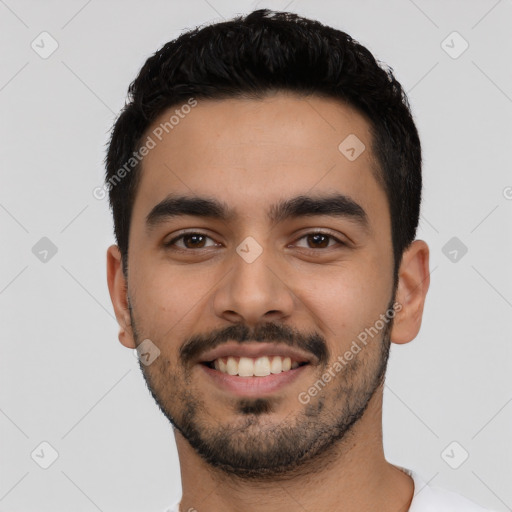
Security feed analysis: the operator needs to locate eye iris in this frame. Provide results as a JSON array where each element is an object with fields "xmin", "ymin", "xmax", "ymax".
[
  {"xmin": 308, "ymin": 233, "xmax": 329, "ymax": 248},
  {"xmin": 183, "ymin": 234, "xmax": 206, "ymax": 248}
]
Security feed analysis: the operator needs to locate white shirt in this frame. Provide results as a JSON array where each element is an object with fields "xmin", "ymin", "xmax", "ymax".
[{"xmin": 164, "ymin": 467, "xmax": 496, "ymax": 511}]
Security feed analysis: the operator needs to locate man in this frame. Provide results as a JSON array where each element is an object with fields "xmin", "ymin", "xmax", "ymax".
[{"xmin": 105, "ymin": 9, "xmax": 494, "ymax": 512}]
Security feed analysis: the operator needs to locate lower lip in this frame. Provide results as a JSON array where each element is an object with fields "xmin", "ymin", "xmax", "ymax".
[{"xmin": 199, "ymin": 363, "xmax": 310, "ymax": 397}]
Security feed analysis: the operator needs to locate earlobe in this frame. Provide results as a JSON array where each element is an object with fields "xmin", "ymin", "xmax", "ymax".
[
  {"xmin": 390, "ymin": 240, "xmax": 430, "ymax": 345},
  {"xmin": 106, "ymin": 245, "xmax": 136, "ymax": 349}
]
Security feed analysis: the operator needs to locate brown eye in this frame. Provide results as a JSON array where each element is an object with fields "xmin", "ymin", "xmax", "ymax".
[
  {"xmin": 165, "ymin": 232, "xmax": 217, "ymax": 250},
  {"xmin": 294, "ymin": 231, "xmax": 345, "ymax": 250},
  {"xmin": 307, "ymin": 233, "xmax": 330, "ymax": 248}
]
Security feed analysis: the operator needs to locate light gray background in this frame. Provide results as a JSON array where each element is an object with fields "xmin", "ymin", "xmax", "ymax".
[{"xmin": 1, "ymin": 0, "xmax": 511, "ymax": 511}]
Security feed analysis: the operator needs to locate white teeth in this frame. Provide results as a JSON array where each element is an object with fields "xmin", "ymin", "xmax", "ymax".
[
  {"xmin": 218, "ymin": 358, "xmax": 227, "ymax": 373},
  {"xmin": 254, "ymin": 357, "xmax": 271, "ymax": 376},
  {"xmin": 226, "ymin": 356, "xmax": 238, "ymax": 375},
  {"xmin": 238, "ymin": 357, "xmax": 254, "ymax": 377},
  {"xmin": 211, "ymin": 355, "xmax": 303, "ymax": 377},
  {"xmin": 270, "ymin": 356, "xmax": 282, "ymax": 374}
]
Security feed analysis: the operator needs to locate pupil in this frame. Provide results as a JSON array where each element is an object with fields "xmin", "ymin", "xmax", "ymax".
[
  {"xmin": 309, "ymin": 234, "xmax": 328, "ymax": 248},
  {"xmin": 186, "ymin": 234, "xmax": 204, "ymax": 248}
]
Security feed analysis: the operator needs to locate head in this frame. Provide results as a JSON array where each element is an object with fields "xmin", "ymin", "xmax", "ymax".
[{"xmin": 105, "ymin": 9, "xmax": 429, "ymax": 479}]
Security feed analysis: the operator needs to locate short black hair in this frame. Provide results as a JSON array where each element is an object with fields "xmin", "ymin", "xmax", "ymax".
[{"xmin": 104, "ymin": 8, "xmax": 422, "ymax": 282}]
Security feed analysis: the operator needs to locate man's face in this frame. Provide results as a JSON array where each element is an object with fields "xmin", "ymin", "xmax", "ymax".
[{"xmin": 124, "ymin": 92, "xmax": 396, "ymax": 478}]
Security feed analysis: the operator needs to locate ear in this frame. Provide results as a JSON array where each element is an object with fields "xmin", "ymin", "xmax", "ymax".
[
  {"xmin": 106, "ymin": 245, "xmax": 136, "ymax": 349},
  {"xmin": 390, "ymin": 239, "xmax": 430, "ymax": 345}
]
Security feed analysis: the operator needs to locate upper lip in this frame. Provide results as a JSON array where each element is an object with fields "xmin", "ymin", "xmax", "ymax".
[{"xmin": 197, "ymin": 342, "xmax": 316, "ymax": 365}]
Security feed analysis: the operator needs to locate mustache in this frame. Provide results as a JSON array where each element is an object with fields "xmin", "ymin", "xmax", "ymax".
[{"xmin": 179, "ymin": 321, "xmax": 329, "ymax": 366}]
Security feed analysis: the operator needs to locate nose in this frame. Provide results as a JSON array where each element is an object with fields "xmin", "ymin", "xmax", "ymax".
[{"xmin": 212, "ymin": 240, "xmax": 295, "ymax": 326}]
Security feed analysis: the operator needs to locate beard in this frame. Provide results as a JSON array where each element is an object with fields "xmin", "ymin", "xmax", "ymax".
[{"xmin": 129, "ymin": 296, "xmax": 395, "ymax": 481}]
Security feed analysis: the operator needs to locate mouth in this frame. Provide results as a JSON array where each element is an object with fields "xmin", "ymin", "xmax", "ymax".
[
  {"xmin": 201, "ymin": 355, "xmax": 309, "ymax": 377},
  {"xmin": 196, "ymin": 343, "xmax": 314, "ymax": 397}
]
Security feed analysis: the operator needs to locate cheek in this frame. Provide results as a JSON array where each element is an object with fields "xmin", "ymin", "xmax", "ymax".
[
  {"xmin": 294, "ymin": 261, "xmax": 392, "ymax": 343},
  {"xmin": 130, "ymin": 257, "xmax": 208, "ymax": 338}
]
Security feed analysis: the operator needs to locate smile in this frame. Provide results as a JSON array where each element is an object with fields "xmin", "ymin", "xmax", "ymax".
[
  {"xmin": 196, "ymin": 342, "xmax": 314, "ymax": 396},
  {"xmin": 203, "ymin": 355, "xmax": 308, "ymax": 377}
]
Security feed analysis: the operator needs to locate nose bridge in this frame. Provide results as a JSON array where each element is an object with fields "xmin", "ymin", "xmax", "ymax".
[
  {"xmin": 232, "ymin": 234, "xmax": 279, "ymax": 301},
  {"xmin": 213, "ymin": 233, "xmax": 294, "ymax": 323}
]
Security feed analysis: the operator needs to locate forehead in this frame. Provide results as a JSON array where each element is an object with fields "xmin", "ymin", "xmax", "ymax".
[{"xmin": 132, "ymin": 92, "xmax": 388, "ymax": 230}]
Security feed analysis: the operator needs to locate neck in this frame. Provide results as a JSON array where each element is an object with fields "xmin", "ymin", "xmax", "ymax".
[{"xmin": 174, "ymin": 390, "xmax": 414, "ymax": 512}]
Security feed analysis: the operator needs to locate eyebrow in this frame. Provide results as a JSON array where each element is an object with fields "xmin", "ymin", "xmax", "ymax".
[{"xmin": 145, "ymin": 192, "xmax": 370, "ymax": 232}]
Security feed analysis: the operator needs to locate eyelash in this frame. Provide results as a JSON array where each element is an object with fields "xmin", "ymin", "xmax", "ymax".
[{"xmin": 164, "ymin": 230, "xmax": 346, "ymax": 252}]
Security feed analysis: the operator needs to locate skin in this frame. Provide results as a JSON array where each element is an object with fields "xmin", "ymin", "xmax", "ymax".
[{"xmin": 107, "ymin": 92, "xmax": 430, "ymax": 512}]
